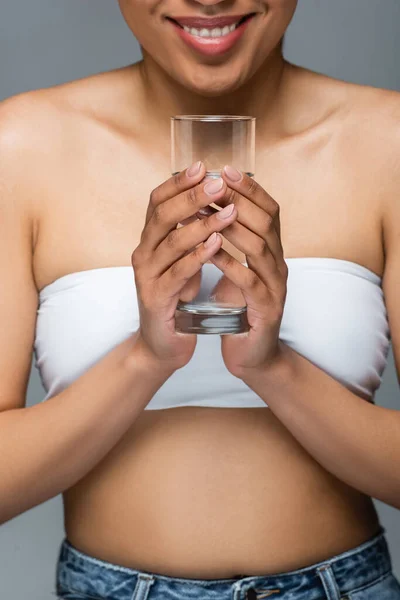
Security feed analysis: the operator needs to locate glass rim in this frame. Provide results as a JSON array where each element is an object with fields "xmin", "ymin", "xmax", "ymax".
[{"xmin": 171, "ymin": 115, "xmax": 255, "ymax": 122}]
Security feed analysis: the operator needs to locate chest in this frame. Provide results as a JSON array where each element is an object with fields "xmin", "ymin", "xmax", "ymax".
[{"xmin": 32, "ymin": 134, "xmax": 383, "ymax": 293}]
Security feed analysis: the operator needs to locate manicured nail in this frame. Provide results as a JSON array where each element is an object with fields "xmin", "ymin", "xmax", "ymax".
[
  {"xmin": 223, "ymin": 165, "xmax": 242, "ymax": 182},
  {"xmin": 204, "ymin": 177, "xmax": 224, "ymax": 195},
  {"xmin": 204, "ymin": 232, "xmax": 218, "ymax": 248},
  {"xmin": 217, "ymin": 203, "xmax": 235, "ymax": 220},
  {"xmin": 187, "ymin": 161, "xmax": 202, "ymax": 177}
]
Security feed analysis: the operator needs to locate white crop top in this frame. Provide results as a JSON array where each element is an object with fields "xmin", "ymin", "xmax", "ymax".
[{"xmin": 34, "ymin": 258, "xmax": 391, "ymax": 408}]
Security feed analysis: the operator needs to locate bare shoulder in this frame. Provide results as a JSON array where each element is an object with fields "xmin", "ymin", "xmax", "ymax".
[
  {"xmin": 353, "ymin": 84, "xmax": 400, "ymax": 273},
  {"xmin": 306, "ymin": 68, "xmax": 400, "ymax": 199},
  {"xmin": 0, "ymin": 65, "xmax": 139, "ymax": 230},
  {"xmin": 0, "ymin": 88, "xmax": 64, "ymax": 246},
  {"xmin": 330, "ymin": 76, "xmax": 400, "ymax": 272},
  {"xmin": 291, "ymin": 66, "xmax": 400, "ymax": 274},
  {"xmin": 0, "ymin": 86, "xmax": 67, "ymax": 169},
  {"xmin": 292, "ymin": 66, "xmax": 400, "ymax": 207},
  {"xmin": 340, "ymin": 78, "xmax": 400, "ymax": 152},
  {"xmin": 298, "ymin": 66, "xmax": 400, "ymax": 145},
  {"xmin": 341, "ymin": 81, "xmax": 400, "ymax": 222},
  {"xmin": 0, "ymin": 64, "xmax": 136, "ymax": 154},
  {"xmin": 0, "ymin": 84, "xmax": 83, "ymax": 247}
]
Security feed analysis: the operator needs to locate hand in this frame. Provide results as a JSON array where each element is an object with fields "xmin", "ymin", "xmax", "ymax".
[
  {"xmin": 131, "ymin": 161, "xmax": 238, "ymax": 372},
  {"xmin": 205, "ymin": 165, "xmax": 288, "ymax": 379}
]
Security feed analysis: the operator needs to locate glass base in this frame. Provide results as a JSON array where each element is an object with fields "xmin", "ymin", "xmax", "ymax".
[{"xmin": 175, "ymin": 302, "xmax": 249, "ymax": 334}]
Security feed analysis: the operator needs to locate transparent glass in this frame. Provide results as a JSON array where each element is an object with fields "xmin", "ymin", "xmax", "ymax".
[{"xmin": 171, "ymin": 115, "xmax": 256, "ymax": 335}]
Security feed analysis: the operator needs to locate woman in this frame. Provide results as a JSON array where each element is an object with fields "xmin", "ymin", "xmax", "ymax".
[{"xmin": 1, "ymin": 0, "xmax": 400, "ymax": 598}]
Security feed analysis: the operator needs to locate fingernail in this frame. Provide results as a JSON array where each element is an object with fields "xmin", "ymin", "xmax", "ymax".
[
  {"xmin": 217, "ymin": 203, "xmax": 235, "ymax": 220},
  {"xmin": 187, "ymin": 161, "xmax": 202, "ymax": 177},
  {"xmin": 204, "ymin": 177, "xmax": 224, "ymax": 196},
  {"xmin": 204, "ymin": 232, "xmax": 218, "ymax": 248},
  {"xmin": 223, "ymin": 165, "xmax": 242, "ymax": 182},
  {"xmin": 197, "ymin": 206, "xmax": 214, "ymax": 216}
]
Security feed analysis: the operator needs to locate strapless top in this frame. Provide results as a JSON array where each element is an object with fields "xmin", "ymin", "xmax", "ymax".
[{"xmin": 34, "ymin": 257, "xmax": 391, "ymax": 408}]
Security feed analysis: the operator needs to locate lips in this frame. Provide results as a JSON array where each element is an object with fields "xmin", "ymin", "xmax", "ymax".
[
  {"xmin": 167, "ymin": 14, "xmax": 255, "ymax": 57},
  {"xmin": 168, "ymin": 13, "xmax": 255, "ymax": 29}
]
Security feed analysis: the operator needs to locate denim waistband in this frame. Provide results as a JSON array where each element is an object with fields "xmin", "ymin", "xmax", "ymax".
[{"xmin": 56, "ymin": 526, "xmax": 392, "ymax": 600}]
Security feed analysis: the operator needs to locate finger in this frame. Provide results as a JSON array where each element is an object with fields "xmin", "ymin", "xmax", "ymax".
[
  {"xmin": 141, "ymin": 176, "xmax": 230, "ymax": 255},
  {"xmin": 195, "ymin": 205, "xmax": 218, "ymax": 218},
  {"xmin": 145, "ymin": 160, "xmax": 206, "ymax": 226},
  {"xmin": 195, "ymin": 201, "xmax": 283, "ymax": 271},
  {"xmin": 212, "ymin": 209, "xmax": 283, "ymax": 271},
  {"xmin": 182, "ymin": 201, "xmax": 221, "ymax": 224},
  {"xmin": 158, "ymin": 232, "xmax": 224, "ymax": 299},
  {"xmin": 225, "ymin": 195, "xmax": 283, "ymax": 263},
  {"xmin": 178, "ymin": 215, "xmax": 200, "ymax": 228},
  {"xmin": 154, "ymin": 202, "xmax": 237, "ymax": 275},
  {"xmin": 220, "ymin": 167, "xmax": 282, "ymax": 243},
  {"xmin": 217, "ymin": 170, "xmax": 285, "ymax": 270},
  {"xmin": 208, "ymin": 247, "xmax": 279, "ymax": 304}
]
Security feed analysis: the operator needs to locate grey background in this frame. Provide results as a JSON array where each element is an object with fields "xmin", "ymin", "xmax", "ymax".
[{"xmin": 0, "ymin": 1, "xmax": 399, "ymax": 599}]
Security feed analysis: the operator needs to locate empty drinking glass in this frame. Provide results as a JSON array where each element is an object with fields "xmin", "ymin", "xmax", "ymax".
[{"xmin": 171, "ymin": 115, "xmax": 256, "ymax": 335}]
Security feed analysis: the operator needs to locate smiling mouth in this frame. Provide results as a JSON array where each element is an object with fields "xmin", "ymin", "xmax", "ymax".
[{"xmin": 166, "ymin": 13, "xmax": 256, "ymax": 37}]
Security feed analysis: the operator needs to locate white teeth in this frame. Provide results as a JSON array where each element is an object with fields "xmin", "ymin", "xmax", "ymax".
[
  {"xmin": 183, "ymin": 22, "xmax": 238, "ymax": 37},
  {"xmin": 209, "ymin": 27, "xmax": 222, "ymax": 37},
  {"xmin": 201, "ymin": 27, "xmax": 219, "ymax": 37}
]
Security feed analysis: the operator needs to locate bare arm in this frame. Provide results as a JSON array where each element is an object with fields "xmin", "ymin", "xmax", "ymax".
[
  {"xmin": 241, "ymin": 342, "xmax": 400, "ymax": 510},
  {"xmin": 0, "ymin": 89, "xmax": 240, "ymax": 524},
  {"xmin": 240, "ymin": 123, "xmax": 400, "ymax": 510},
  {"xmin": 0, "ymin": 93, "xmax": 174, "ymax": 524},
  {"xmin": 0, "ymin": 334, "xmax": 173, "ymax": 524}
]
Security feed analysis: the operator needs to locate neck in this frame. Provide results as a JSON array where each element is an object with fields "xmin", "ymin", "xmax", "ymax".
[{"xmin": 135, "ymin": 42, "xmax": 289, "ymax": 139}]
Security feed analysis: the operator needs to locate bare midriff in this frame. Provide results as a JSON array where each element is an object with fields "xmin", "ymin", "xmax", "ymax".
[{"xmin": 63, "ymin": 406, "xmax": 381, "ymax": 578}]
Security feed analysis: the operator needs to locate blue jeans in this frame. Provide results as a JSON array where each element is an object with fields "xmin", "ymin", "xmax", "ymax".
[{"xmin": 56, "ymin": 527, "xmax": 400, "ymax": 600}]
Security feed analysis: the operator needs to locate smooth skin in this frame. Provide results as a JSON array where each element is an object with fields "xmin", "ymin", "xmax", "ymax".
[{"xmin": 1, "ymin": 0, "xmax": 400, "ymax": 580}]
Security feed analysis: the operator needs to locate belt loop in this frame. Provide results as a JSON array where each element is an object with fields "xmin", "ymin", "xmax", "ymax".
[
  {"xmin": 316, "ymin": 564, "xmax": 341, "ymax": 600},
  {"xmin": 130, "ymin": 573, "xmax": 156, "ymax": 600},
  {"xmin": 232, "ymin": 580, "xmax": 242, "ymax": 600}
]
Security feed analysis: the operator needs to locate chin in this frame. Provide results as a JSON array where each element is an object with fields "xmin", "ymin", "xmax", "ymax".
[{"xmin": 175, "ymin": 65, "xmax": 253, "ymax": 98}]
